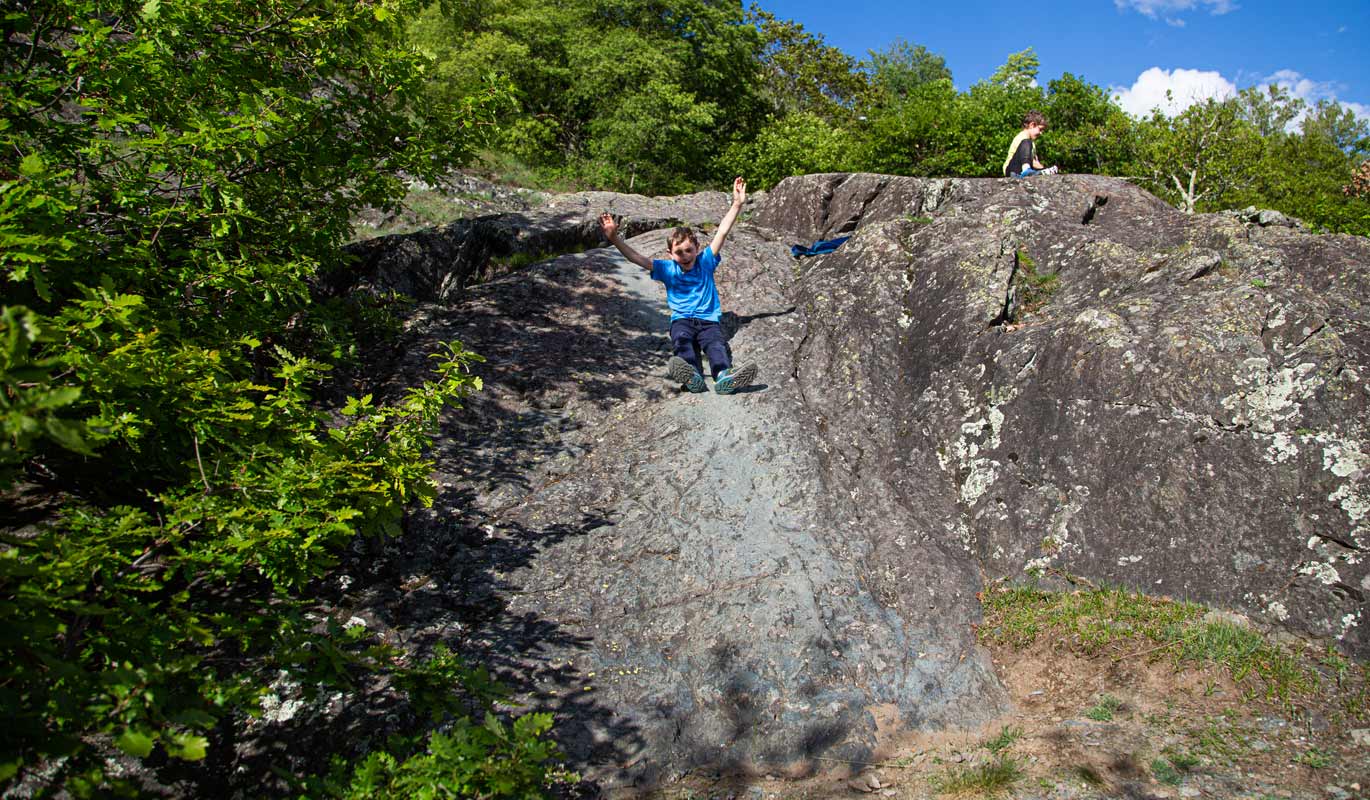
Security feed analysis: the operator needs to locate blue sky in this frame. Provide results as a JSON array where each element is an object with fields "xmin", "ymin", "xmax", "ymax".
[{"xmin": 762, "ymin": 0, "xmax": 1369, "ymax": 119}]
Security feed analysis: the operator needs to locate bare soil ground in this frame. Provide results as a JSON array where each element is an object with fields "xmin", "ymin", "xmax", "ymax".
[{"xmin": 639, "ymin": 636, "xmax": 1369, "ymax": 800}]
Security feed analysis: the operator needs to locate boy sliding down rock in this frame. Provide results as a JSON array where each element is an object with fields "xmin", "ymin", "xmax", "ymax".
[{"xmin": 599, "ymin": 177, "xmax": 758, "ymax": 395}]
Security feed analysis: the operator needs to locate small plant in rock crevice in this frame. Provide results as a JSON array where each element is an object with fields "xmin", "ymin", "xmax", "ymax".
[{"xmin": 1010, "ymin": 248, "xmax": 1060, "ymax": 319}]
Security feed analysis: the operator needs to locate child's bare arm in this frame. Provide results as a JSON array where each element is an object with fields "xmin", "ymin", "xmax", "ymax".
[
  {"xmin": 708, "ymin": 177, "xmax": 746, "ymax": 256},
  {"xmin": 599, "ymin": 212, "xmax": 653, "ymax": 270}
]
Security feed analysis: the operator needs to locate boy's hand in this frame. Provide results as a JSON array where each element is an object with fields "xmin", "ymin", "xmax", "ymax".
[
  {"xmin": 599, "ymin": 212, "xmax": 619, "ymax": 239},
  {"xmin": 731, "ymin": 176, "xmax": 746, "ymax": 208}
]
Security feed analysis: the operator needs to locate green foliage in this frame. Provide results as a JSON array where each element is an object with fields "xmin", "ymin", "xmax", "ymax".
[
  {"xmin": 412, "ymin": 0, "xmax": 764, "ymax": 193},
  {"xmin": 401, "ymin": 9, "xmax": 1370, "ymax": 235},
  {"xmin": 317, "ymin": 713, "xmax": 562, "ymax": 799},
  {"xmin": 1084, "ymin": 694, "xmax": 1124, "ymax": 721},
  {"xmin": 722, "ymin": 112, "xmax": 860, "ymax": 190},
  {"xmin": 749, "ymin": 8, "xmax": 866, "ymax": 122},
  {"xmin": 0, "ymin": 306, "xmax": 97, "ymax": 483},
  {"xmin": 983, "ymin": 726, "xmax": 1023, "ymax": 755},
  {"xmin": 1293, "ymin": 746, "xmax": 1332, "ymax": 769},
  {"xmin": 1149, "ymin": 750, "xmax": 1198, "ymax": 786},
  {"xmin": 930, "ymin": 755, "xmax": 1023, "ymax": 796},
  {"xmin": 1, "ymin": 1, "xmax": 562, "ymax": 795},
  {"xmin": 1135, "ymin": 96, "xmax": 1264, "ymax": 213},
  {"xmin": 858, "ymin": 78, "xmax": 961, "ymax": 176},
  {"xmin": 1012, "ymin": 249, "xmax": 1059, "ymax": 317},
  {"xmin": 1045, "ymin": 74, "xmax": 1139, "ymax": 175},
  {"xmin": 861, "ymin": 38, "xmax": 951, "ymax": 102},
  {"xmin": 978, "ymin": 580, "xmax": 1334, "ymax": 708}
]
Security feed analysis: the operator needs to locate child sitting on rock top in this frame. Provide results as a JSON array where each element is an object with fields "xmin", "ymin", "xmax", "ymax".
[
  {"xmin": 1003, "ymin": 109, "xmax": 1059, "ymax": 178},
  {"xmin": 599, "ymin": 177, "xmax": 758, "ymax": 395}
]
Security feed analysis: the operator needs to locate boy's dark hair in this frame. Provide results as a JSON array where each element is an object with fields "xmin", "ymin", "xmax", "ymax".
[
  {"xmin": 667, "ymin": 227, "xmax": 699, "ymax": 251},
  {"xmin": 1023, "ymin": 110, "xmax": 1048, "ymax": 129}
]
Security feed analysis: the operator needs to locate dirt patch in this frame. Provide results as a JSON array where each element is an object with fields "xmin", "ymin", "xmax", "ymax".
[{"xmin": 635, "ymin": 637, "xmax": 1369, "ymax": 800}]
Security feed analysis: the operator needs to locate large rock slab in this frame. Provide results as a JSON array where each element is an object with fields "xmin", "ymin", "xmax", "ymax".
[
  {"xmin": 348, "ymin": 172, "xmax": 1367, "ymax": 794},
  {"xmin": 333, "ymin": 190, "xmax": 736, "ymax": 302},
  {"xmin": 766, "ymin": 172, "xmax": 1369, "ymax": 656},
  {"xmin": 372, "ymin": 219, "xmax": 1005, "ymax": 789}
]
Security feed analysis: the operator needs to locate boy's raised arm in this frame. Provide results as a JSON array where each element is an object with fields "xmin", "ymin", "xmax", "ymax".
[
  {"xmin": 599, "ymin": 212, "xmax": 653, "ymax": 270},
  {"xmin": 708, "ymin": 177, "xmax": 746, "ymax": 257}
]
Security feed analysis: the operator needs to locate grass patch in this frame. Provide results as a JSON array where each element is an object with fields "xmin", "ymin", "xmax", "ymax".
[
  {"xmin": 1190, "ymin": 710, "xmax": 1254, "ymax": 764},
  {"xmin": 977, "ymin": 578, "xmax": 1340, "ymax": 708},
  {"xmin": 1150, "ymin": 757, "xmax": 1183, "ymax": 786},
  {"xmin": 488, "ymin": 243, "xmax": 586, "ymax": 272},
  {"xmin": 1293, "ymin": 747, "xmax": 1332, "ymax": 769},
  {"xmin": 983, "ymin": 726, "xmax": 1023, "ymax": 755},
  {"xmin": 1151, "ymin": 748, "xmax": 1199, "ymax": 785},
  {"xmin": 1085, "ymin": 694, "xmax": 1124, "ymax": 721},
  {"xmin": 931, "ymin": 756, "xmax": 1023, "ymax": 797},
  {"xmin": 1013, "ymin": 248, "xmax": 1060, "ymax": 316},
  {"xmin": 1072, "ymin": 765, "xmax": 1105, "ymax": 787}
]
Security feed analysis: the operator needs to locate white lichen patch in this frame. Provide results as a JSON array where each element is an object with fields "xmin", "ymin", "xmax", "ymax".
[
  {"xmin": 1025, "ymin": 493, "xmax": 1086, "ymax": 573},
  {"xmin": 1338, "ymin": 610, "xmax": 1362, "ymax": 641},
  {"xmin": 897, "ymin": 311, "xmax": 913, "ymax": 329},
  {"xmin": 942, "ymin": 385, "xmax": 1015, "ymax": 507},
  {"xmin": 1071, "ymin": 309, "xmax": 1129, "ymax": 349},
  {"xmin": 258, "ymin": 671, "xmax": 305, "ymax": 724},
  {"xmin": 1298, "ymin": 561, "xmax": 1341, "ymax": 585},
  {"xmin": 1266, "ymin": 600, "xmax": 1290, "ymax": 621},
  {"xmin": 960, "ymin": 462, "xmax": 999, "ymax": 506},
  {"xmin": 1329, "ymin": 483, "xmax": 1368, "ymax": 529},
  {"xmin": 1220, "ymin": 359, "xmax": 1321, "ymax": 433},
  {"xmin": 1263, "ymin": 432, "xmax": 1299, "ymax": 464},
  {"xmin": 1117, "ymin": 554, "xmax": 1143, "ymax": 566},
  {"xmin": 1321, "ymin": 439, "xmax": 1368, "ymax": 479}
]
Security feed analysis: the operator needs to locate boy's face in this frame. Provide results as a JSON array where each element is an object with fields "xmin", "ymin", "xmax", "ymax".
[
  {"xmin": 669, "ymin": 239, "xmax": 699, "ymax": 269},
  {"xmin": 1027, "ymin": 123, "xmax": 1046, "ymax": 139}
]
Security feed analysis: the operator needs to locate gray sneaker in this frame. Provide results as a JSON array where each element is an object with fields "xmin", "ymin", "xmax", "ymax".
[
  {"xmin": 668, "ymin": 356, "xmax": 707, "ymax": 393},
  {"xmin": 714, "ymin": 362, "xmax": 757, "ymax": 395}
]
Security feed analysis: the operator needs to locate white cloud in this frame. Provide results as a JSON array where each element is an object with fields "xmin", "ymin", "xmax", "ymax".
[
  {"xmin": 1264, "ymin": 69, "xmax": 1336, "ymax": 103},
  {"xmin": 1262, "ymin": 69, "xmax": 1370, "ymax": 128},
  {"xmin": 1111, "ymin": 67, "xmax": 1237, "ymax": 116},
  {"xmin": 1114, "ymin": 0, "xmax": 1237, "ymax": 18},
  {"xmin": 1110, "ymin": 66, "xmax": 1370, "ymax": 128}
]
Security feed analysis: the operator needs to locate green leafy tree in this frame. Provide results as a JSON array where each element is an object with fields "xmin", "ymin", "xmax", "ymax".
[
  {"xmin": 858, "ymin": 77, "xmax": 961, "ymax": 176},
  {"xmin": 1135, "ymin": 96, "xmax": 1263, "ymax": 213},
  {"xmin": 722, "ymin": 111, "xmax": 860, "ymax": 189},
  {"xmin": 861, "ymin": 38, "xmax": 952, "ymax": 102},
  {"xmin": 413, "ymin": 0, "xmax": 764, "ymax": 192},
  {"xmin": 1, "ymin": 1, "xmax": 561, "ymax": 795},
  {"xmin": 1240, "ymin": 100, "xmax": 1370, "ymax": 233},
  {"xmin": 989, "ymin": 48, "xmax": 1040, "ymax": 90},
  {"xmin": 1237, "ymin": 84, "xmax": 1307, "ymax": 137},
  {"xmin": 748, "ymin": 7, "xmax": 867, "ymax": 122},
  {"xmin": 1045, "ymin": 73, "xmax": 1138, "ymax": 175}
]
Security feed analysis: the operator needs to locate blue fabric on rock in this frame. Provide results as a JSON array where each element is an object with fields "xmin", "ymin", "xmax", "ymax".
[{"xmin": 790, "ymin": 236, "xmax": 850, "ymax": 258}]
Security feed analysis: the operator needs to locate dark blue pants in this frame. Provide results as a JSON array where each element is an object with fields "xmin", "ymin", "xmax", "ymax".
[{"xmin": 670, "ymin": 318, "xmax": 731, "ymax": 379}]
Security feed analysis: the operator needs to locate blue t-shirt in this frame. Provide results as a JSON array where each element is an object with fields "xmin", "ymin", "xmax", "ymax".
[{"xmin": 651, "ymin": 246, "xmax": 722, "ymax": 322}]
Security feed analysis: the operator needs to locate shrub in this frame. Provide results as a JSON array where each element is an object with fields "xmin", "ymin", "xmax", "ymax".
[{"xmin": 2, "ymin": 2, "xmax": 559, "ymax": 795}]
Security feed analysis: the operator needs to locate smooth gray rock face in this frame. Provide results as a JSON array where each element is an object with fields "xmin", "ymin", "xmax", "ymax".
[{"xmin": 354, "ymin": 173, "xmax": 1367, "ymax": 790}]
